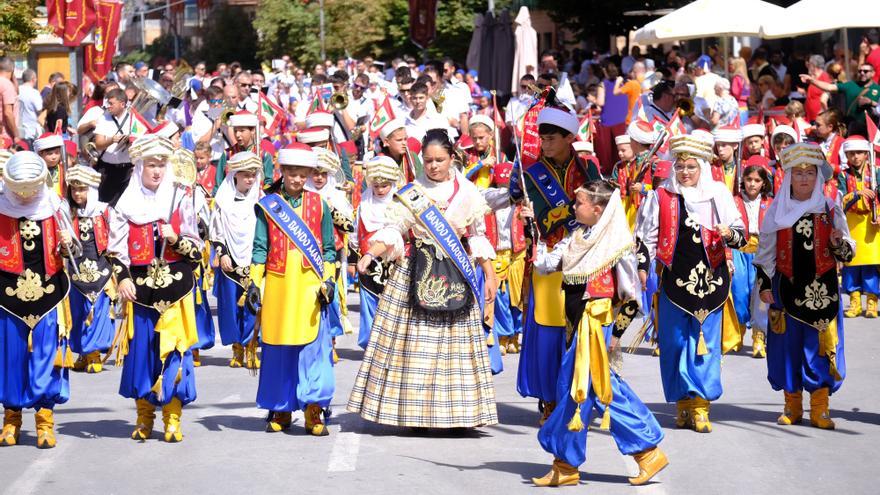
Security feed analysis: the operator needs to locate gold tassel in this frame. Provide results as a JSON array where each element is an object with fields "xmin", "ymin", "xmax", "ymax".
[
  {"xmin": 567, "ymin": 405, "xmax": 585, "ymax": 432},
  {"xmin": 599, "ymin": 406, "xmax": 611, "ymax": 430},
  {"xmin": 151, "ymin": 375, "xmax": 164, "ymax": 403},
  {"xmin": 237, "ymin": 292, "xmax": 246, "ymax": 307},
  {"xmin": 697, "ymin": 329, "xmax": 709, "ymax": 356},
  {"xmin": 85, "ymin": 306, "xmax": 94, "ymax": 327},
  {"xmin": 195, "ymin": 286, "xmax": 203, "ymax": 305}
]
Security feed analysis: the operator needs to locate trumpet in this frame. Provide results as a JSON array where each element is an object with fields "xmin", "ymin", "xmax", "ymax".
[
  {"xmin": 331, "ymin": 91, "xmax": 349, "ymax": 110},
  {"xmin": 431, "ymin": 91, "xmax": 445, "ymax": 114},
  {"xmin": 219, "ymin": 106, "xmax": 236, "ymax": 126},
  {"xmin": 676, "ymin": 97, "xmax": 694, "ymax": 117}
]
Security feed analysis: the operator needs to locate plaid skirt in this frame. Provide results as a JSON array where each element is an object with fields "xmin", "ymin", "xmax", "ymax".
[{"xmin": 347, "ymin": 256, "xmax": 498, "ymax": 428}]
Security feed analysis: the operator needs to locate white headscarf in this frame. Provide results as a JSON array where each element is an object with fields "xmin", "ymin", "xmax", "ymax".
[
  {"xmin": 561, "ymin": 189, "xmax": 634, "ymax": 284},
  {"xmin": 213, "ymin": 166, "xmax": 263, "ymax": 266},
  {"xmin": 359, "ymin": 183, "xmax": 398, "ymax": 232},
  {"xmin": 660, "ymin": 156, "xmax": 739, "ymax": 229},
  {"xmin": 306, "ymin": 171, "xmax": 353, "ymax": 218},
  {"xmin": 760, "ymin": 165, "xmax": 827, "ymax": 234},
  {"xmin": 73, "ymin": 184, "xmax": 107, "ymax": 218},
  {"xmin": 0, "ymin": 187, "xmax": 62, "ymax": 221},
  {"xmin": 114, "ymin": 159, "xmax": 179, "ymax": 224}
]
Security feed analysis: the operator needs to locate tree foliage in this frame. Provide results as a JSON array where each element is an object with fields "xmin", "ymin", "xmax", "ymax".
[
  {"xmin": 198, "ymin": 4, "xmax": 258, "ymax": 67},
  {"xmin": 0, "ymin": 0, "xmax": 42, "ymax": 55}
]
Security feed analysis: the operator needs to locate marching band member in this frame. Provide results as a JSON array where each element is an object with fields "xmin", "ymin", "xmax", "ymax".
[
  {"xmin": 211, "ymin": 152, "xmax": 263, "ymax": 368},
  {"xmin": 731, "ymin": 158, "xmax": 773, "ymax": 358},
  {"xmin": 838, "ymin": 136, "xmax": 880, "ymax": 318},
  {"xmin": 378, "ymin": 118, "xmax": 416, "ymax": 183},
  {"xmin": 0, "ymin": 151, "xmax": 74, "ymax": 449},
  {"xmin": 635, "ymin": 134, "xmax": 747, "ymax": 433},
  {"xmin": 33, "ymin": 132, "xmax": 66, "ymax": 197},
  {"xmin": 66, "ymin": 165, "xmax": 115, "ymax": 374},
  {"xmin": 109, "ymin": 135, "xmax": 203, "ymax": 443},
  {"xmin": 742, "ymin": 122, "xmax": 767, "ymax": 160},
  {"xmin": 253, "ymin": 143, "xmax": 336, "ymax": 437},
  {"xmin": 348, "ymin": 128, "xmax": 499, "ymax": 429},
  {"xmin": 351, "ymin": 156, "xmax": 399, "ymax": 349},
  {"xmin": 710, "ymin": 124, "xmax": 743, "ymax": 192},
  {"xmin": 214, "ymin": 111, "xmax": 275, "ymax": 192},
  {"xmin": 533, "ymin": 181, "xmax": 667, "ymax": 487},
  {"xmin": 755, "ymin": 143, "xmax": 853, "ymax": 429},
  {"xmin": 518, "ymin": 107, "xmax": 601, "ymax": 425}
]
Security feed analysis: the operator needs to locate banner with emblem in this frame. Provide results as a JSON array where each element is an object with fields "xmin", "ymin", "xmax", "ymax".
[
  {"xmin": 83, "ymin": 0, "xmax": 123, "ymax": 82},
  {"xmin": 129, "ymin": 109, "xmax": 153, "ymax": 138},
  {"xmin": 62, "ymin": 0, "xmax": 97, "ymax": 47},
  {"xmin": 258, "ymin": 92, "xmax": 285, "ymax": 134},
  {"xmin": 519, "ymin": 90, "xmax": 547, "ymax": 168}
]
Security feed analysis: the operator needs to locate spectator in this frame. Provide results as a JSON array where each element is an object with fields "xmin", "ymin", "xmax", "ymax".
[
  {"xmin": 859, "ymin": 29, "xmax": 880, "ymax": 84},
  {"xmin": 757, "ymin": 75, "xmax": 779, "ymax": 110},
  {"xmin": 728, "ymin": 57, "xmax": 750, "ymax": 123},
  {"xmin": 804, "ymin": 55, "xmax": 830, "ymax": 123},
  {"xmin": 784, "ymin": 101, "xmax": 810, "ymax": 140},
  {"xmin": 113, "ymin": 62, "xmax": 134, "ymax": 89},
  {"xmin": 17, "ymin": 69, "xmax": 43, "ymax": 144},
  {"xmin": 40, "ymin": 72, "xmax": 64, "ymax": 100},
  {"xmin": 613, "ymin": 61, "xmax": 645, "ymax": 125},
  {"xmin": 709, "ymin": 78, "xmax": 739, "ymax": 128},
  {"xmin": 0, "ymin": 56, "xmax": 19, "ymax": 142},
  {"xmin": 43, "ymin": 81, "xmax": 76, "ymax": 137},
  {"xmin": 134, "ymin": 61, "xmax": 149, "ymax": 78},
  {"xmin": 801, "ymin": 62, "xmax": 880, "ymax": 130}
]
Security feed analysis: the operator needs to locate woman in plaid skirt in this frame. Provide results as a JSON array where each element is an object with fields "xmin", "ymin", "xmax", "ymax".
[{"xmin": 347, "ymin": 128, "xmax": 499, "ymax": 429}]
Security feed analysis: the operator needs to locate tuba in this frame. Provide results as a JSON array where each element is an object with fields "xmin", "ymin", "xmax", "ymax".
[{"xmin": 129, "ymin": 76, "xmax": 172, "ymax": 116}]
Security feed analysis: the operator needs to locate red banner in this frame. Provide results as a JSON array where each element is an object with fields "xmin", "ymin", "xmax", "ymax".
[
  {"xmin": 520, "ymin": 95, "xmax": 546, "ymax": 168},
  {"xmin": 408, "ymin": 0, "xmax": 438, "ymax": 49},
  {"xmin": 63, "ymin": 0, "xmax": 97, "ymax": 47},
  {"xmin": 83, "ymin": 0, "xmax": 123, "ymax": 82},
  {"xmin": 46, "ymin": 0, "xmax": 66, "ymax": 37}
]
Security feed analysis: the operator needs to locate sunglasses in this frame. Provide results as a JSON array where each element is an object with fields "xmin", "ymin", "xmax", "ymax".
[
  {"xmin": 239, "ymin": 83, "xmax": 252, "ymax": 88},
  {"xmin": 353, "ymin": 84, "xmax": 367, "ymax": 90},
  {"xmin": 858, "ymin": 69, "xmax": 875, "ymax": 73},
  {"xmin": 208, "ymin": 99, "xmax": 223, "ymax": 104}
]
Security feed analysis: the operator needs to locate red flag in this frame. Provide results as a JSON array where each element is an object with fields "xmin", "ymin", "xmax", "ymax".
[
  {"xmin": 62, "ymin": 0, "xmax": 97, "ymax": 47},
  {"xmin": 53, "ymin": 119, "xmax": 63, "ymax": 135},
  {"xmin": 83, "ymin": 1, "xmax": 123, "ymax": 82},
  {"xmin": 369, "ymin": 96, "xmax": 396, "ymax": 140},
  {"xmin": 576, "ymin": 110, "xmax": 592, "ymax": 142},
  {"xmin": 258, "ymin": 93, "xmax": 285, "ymax": 134},
  {"xmin": 46, "ymin": 0, "xmax": 66, "ymax": 37},
  {"xmin": 520, "ymin": 93, "xmax": 547, "ymax": 168},
  {"xmin": 409, "ymin": 0, "xmax": 439, "ymax": 49}
]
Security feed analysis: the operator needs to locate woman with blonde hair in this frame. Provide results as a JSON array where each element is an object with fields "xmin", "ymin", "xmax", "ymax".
[{"xmin": 729, "ymin": 57, "xmax": 751, "ymax": 124}]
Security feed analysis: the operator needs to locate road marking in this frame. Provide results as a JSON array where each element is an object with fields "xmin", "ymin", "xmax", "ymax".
[
  {"xmin": 327, "ymin": 429, "xmax": 361, "ymax": 472},
  {"xmin": 6, "ymin": 442, "xmax": 68, "ymax": 495}
]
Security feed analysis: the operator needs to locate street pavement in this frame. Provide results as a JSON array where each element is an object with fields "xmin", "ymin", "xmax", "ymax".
[{"xmin": 2, "ymin": 292, "xmax": 878, "ymax": 495}]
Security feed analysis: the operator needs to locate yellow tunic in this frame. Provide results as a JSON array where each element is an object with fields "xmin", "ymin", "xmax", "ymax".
[{"xmin": 843, "ymin": 179, "xmax": 880, "ymax": 266}]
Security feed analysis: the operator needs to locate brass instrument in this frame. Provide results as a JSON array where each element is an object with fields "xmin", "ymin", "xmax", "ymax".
[
  {"xmin": 676, "ymin": 97, "xmax": 694, "ymax": 117},
  {"xmin": 129, "ymin": 76, "xmax": 172, "ymax": 116},
  {"xmin": 330, "ymin": 91, "xmax": 349, "ymax": 110},
  {"xmin": 431, "ymin": 91, "xmax": 445, "ymax": 114},
  {"xmin": 219, "ymin": 105, "xmax": 236, "ymax": 126}
]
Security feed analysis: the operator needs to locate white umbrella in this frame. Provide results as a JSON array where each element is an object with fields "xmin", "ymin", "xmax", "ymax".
[
  {"xmin": 761, "ymin": 0, "xmax": 880, "ymax": 78},
  {"xmin": 632, "ymin": 0, "xmax": 785, "ymax": 44},
  {"xmin": 761, "ymin": 0, "xmax": 880, "ymax": 38},
  {"xmin": 511, "ymin": 6, "xmax": 537, "ymax": 94}
]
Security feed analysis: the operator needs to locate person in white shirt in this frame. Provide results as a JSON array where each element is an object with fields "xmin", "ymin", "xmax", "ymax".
[
  {"xmin": 404, "ymin": 82, "xmax": 432, "ymax": 142},
  {"xmin": 16, "ymin": 69, "xmax": 42, "ymax": 143},
  {"xmin": 233, "ymin": 72, "xmax": 257, "ymax": 112},
  {"xmin": 93, "ymin": 88, "xmax": 134, "ymax": 205},
  {"xmin": 190, "ymin": 86, "xmax": 227, "ymax": 162}
]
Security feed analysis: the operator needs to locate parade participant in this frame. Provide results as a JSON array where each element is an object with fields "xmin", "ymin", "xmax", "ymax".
[
  {"xmin": 109, "ymin": 134, "xmax": 203, "ymax": 443},
  {"xmin": 755, "ymin": 143, "xmax": 853, "ymax": 429},
  {"xmin": 0, "ymin": 151, "xmax": 74, "ymax": 449},
  {"xmin": 731, "ymin": 159, "xmax": 773, "ymax": 358},
  {"xmin": 612, "ymin": 120, "xmax": 656, "ymax": 229},
  {"xmin": 485, "ymin": 162, "xmax": 528, "ymax": 355},
  {"xmin": 742, "ymin": 123, "xmax": 767, "ymax": 160},
  {"xmin": 378, "ymin": 118, "xmax": 415, "ymax": 183},
  {"xmin": 813, "ymin": 108, "xmax": 846, "ymax": 177},
  {"xmin": 711, "ymin": 124, "xmax": 743, "ymax": 192},
  {"xmin": 252, "ymin": 143, "xmax": 336, "ymax": 437},
  {"xmin": 838, "ymin": 136, "xmax": 880, "ymax": 318},
  {"xmin": 518, "ymin": 107, "xmax": 601, "ymax": 425},
  {"xmin": 194, "ymin": 142, "xmax": 217, "ymax": 196},
  {"xmin": 351, "ymin": 156, "xmax": 398, "ymax": 349},
  {"xmin": 572, "ymin": 141, "xmax": 600, "ymax": 173},
  {"xmin": 214, "ymin": 111, "xmax": 275, "ymax": 192},
  {"xmin": 348, "ymin": 128, "xmax": 499, "ymax": 429},
  {"xmin": 533, "ymin": 181, "xmax": 667, "ymax": 488},
  {"xmin": 307, "ymin": 147, "xmax": 355, "ymax": 355},
  {"xmin": 65, "ymin": 165, "xmax": 115, "ymax": 374},
  {"xmin": 635, "ymin": 134, "xmax": 747, "ymax": 433},
  {"xmin": 210, "ymin": 152, "xmax": 262, "ymax": 368},
  {"xmin": 463, "ymin": 115, "xmax": 499, "ymax": 188},
  {"xmin": 93, "ymin": 88, "xmax": 134, "ymax": 205},
  {"xmin": 33, "ymin": 132, "xmax": 66, "ymax": 197},
  {"xmin": 770, "ymin": 125, "xmax": 797, "ymax": 194}
]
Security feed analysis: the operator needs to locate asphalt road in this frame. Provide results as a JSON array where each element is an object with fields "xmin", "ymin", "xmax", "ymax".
[{"xmin": 2, "ymin": 292, "xmax": 878, "ymax": 495}]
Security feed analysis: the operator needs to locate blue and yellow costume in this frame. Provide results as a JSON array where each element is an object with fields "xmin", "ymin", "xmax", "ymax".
[
  {"xmin": 252, "ymin": 189, "xmax": 336, "ymax": 436},
  {"xmin": 839, "ymin": 152, "xmax": 880, "ymax": 318}
]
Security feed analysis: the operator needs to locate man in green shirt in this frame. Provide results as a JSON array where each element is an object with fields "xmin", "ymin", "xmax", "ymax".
[{"xmin": 801, "ymin": 63, "xmax": 880, "ymax": 128}]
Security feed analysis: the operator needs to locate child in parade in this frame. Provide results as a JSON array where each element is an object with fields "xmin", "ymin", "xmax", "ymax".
[
  {"xmin": 348, "ymin": 128, "xmax": 499, "ymax": 429},
  {"xmin": 214, "ymin": 111, "xmax": 275, "ymax": 192},
  {"xmin": 755, "ymin": 143, "xmax": 854, "ymax": 429},
  {"xmin": 210, "ymin": 152, "xmax": 263, "ymax": 368},
  {"xmin": 33, "ymin": 132, "xmax": 67, "ymax": 197},
  {"xmin": 532, "ymin": 180, "xmax": 667, "ymax": 487},
  {"xmin": 731, "ymin": 159, "xmax": 774, "ymax": 358},
  {"xmin": 742, "ymin": 123, "xmax": 767, "ymax": 160},
  {"xmin": 635, "ymin": 134, "xmax": 747, "ymax": 433},
  {"xmin": 838, "ymin": 136, "xmax": 880, "ymax": 318},
  {"xmin": 109, "ymin": 135, "xmax": 204, "ymax": 443},
  {"xmin": 252, "ymin": 143, "xmax": 337, "ymax": 437},
  {"xmin": 0, "ymin": 151, "xmax": 75, "ymax": 448},
  {"xmin": 65, "ymin": 165, "xmax": 115, "ymax": 374}
]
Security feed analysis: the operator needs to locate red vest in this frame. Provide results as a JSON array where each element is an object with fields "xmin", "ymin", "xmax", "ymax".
[
  {"xmin": 734, "ymin": 195, "xmax": 771, "ymax": 239},
  {"xmin": 73, "ymin": 213, "xmax": 109, "ymax": 253},
  {"xmin": 127, "ymin": 209, "xmax": 184, "ymax": 266},
  {"xmin": 655, "ymin": 188, "xmax": 726, "ymax": 269},
  {"xmin": 197, "ymin": 164, "xmax": 217, "ymax": 196},
  {"xmin": 775, "ymin": 211, "xmax": 836, "ymax": 279},
  {"xmin": 266, "ymin": 191, "xmax": 323, "ymax": 274},
  {"xmin": 0, "ymin": 215, "xmax": 63, "ymax": 277}
]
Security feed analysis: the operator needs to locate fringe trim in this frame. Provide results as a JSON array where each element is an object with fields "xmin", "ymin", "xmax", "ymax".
[{"xmin": 562, "ymin": 243, "xmax": 634, "ymax": 285}]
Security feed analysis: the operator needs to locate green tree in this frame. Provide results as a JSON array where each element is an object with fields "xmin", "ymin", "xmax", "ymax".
[
  {"xmin": 198, "ymin": 4, "xmax": 258, "ymax": 67},
  {"xmin": 0, "ymin": 0, "xmax": 42, "ymax": 55},
  {"xmin": 253, "ymin": 0, "xmax": 322, "ymax": 65}
]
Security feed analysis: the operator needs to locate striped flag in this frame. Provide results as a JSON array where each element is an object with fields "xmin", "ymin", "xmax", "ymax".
[
  {"xmin": 128, "ymin": 109, "xmax": 152, "ymax": 138},
  {"xmin": 576, "ymin": 110, "xmax": 592, "ymax": 142},
  {"xmin": 369, "ymin": 95, "xmax": 396, "ymax": 140},
  {"xmin": 258, "ymin": 92, "xmax": 285, "ymax": 133}
]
